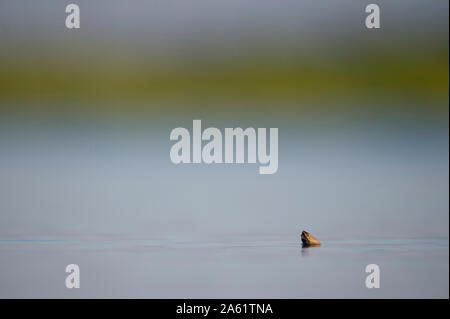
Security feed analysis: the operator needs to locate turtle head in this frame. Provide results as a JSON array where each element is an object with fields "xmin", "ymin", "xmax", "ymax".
[
  {"xmin": 301, "ymin": 230, "xmax": 320, "ymax": 245},
  {"xmin": 301, "ymin": 230, "xmax": 311, "ymax": 242}
]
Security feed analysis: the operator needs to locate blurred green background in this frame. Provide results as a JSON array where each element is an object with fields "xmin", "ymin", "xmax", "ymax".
[{"xmin": 0, "ymin": 0, "xmax": 447, "ymax": 121}]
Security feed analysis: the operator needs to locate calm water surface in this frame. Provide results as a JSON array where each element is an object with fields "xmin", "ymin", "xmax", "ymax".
[{"xmin": 0, "ymin": 237, "xmax": 447, "ymax": 298}]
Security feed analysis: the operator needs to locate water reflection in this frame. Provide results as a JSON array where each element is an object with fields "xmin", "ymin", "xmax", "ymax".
[{"xmin": 301, "ymin": 243, "xmax": 321, "ymax": 257}]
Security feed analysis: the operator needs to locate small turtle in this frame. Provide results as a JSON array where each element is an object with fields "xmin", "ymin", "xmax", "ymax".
[{"xmin": 301, "ymin": 230, "xmax": 320, "ymax": 246}]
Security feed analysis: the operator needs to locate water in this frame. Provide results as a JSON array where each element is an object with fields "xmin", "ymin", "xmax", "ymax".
[
  {"xmin": 0, "ymin": 122, "xmax": 448, "ymax": 298},
  {"xmin": 0, "ymin": 237, "xmax": 447, "ymax": 298}
]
